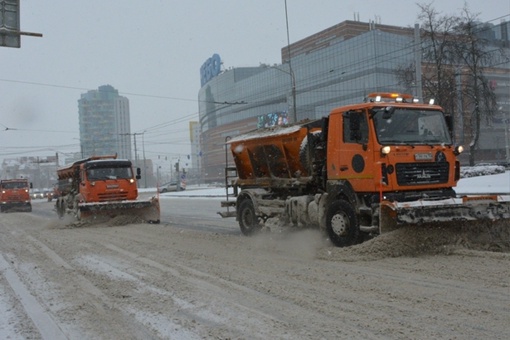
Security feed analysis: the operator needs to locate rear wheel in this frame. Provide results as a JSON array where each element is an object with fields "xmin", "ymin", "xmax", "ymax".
[
  {"xmin": 326, "ymin": 200, "xmax": 359, "ymax": 247},
  {"xmin": 238, "ymin": 199, "xmax": 261, "ymax": 236}
]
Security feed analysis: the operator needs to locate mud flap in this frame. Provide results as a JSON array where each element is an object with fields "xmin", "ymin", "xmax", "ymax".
[
  {"xmin": 379, "ymin": 195, "xmax": 510, "ymax": 234},
  {"xmin": 78, "ymin": 197, "xmax": 160, "ymax": 223}
]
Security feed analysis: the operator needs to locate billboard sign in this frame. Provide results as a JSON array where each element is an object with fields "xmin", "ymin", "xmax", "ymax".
[
  {"xmin": 200, "ymin": 53, "xmax": 221, "ymax": 86},
  {"xmin": 0, "ymin": 0, "xmax": 20, "ymax": 48},
  {"xmin": 257, "ymin": 111, "xmax": 289, "ymax": 128}
]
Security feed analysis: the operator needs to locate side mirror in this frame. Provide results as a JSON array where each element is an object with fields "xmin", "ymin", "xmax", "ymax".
[
  {"xmin": 444, "ymin": 114, "xmax": 453, "ymax": 134},
  {"xmin": 136, "ymin": 167, "xmax": 141, "ymax": 180}
]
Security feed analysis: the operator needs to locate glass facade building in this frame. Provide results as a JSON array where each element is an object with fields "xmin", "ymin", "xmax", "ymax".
[{"xmin": 198, "ymin": 20, "xmax": 510, "ymax": 183}]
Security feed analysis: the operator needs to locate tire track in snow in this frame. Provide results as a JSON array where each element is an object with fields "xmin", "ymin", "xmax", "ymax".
[
  {"xmin": 22, "ymin": 234, "xmax": 159, "ymax": 340},
  {"xmin": 0, "ymin": 253, "xmax": 67, "ymax": 340}
]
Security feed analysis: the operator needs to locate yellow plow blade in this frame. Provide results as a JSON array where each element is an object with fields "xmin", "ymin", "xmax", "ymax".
[{"xmin": 379, "ymin": 195, "xmax": 510, "ymax": 234}]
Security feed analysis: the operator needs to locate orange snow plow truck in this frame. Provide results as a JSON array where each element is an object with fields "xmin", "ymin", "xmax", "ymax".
[
  {"xmin": 55, "ymin": 155, "xmax": 160, "ymax": 223},
  {"xmin": 0, "ymin": 178, "xmax": 32, "ymax": 212},
  {"xmin": 219, "ymin": 92, "xmax": 510, "ymax": 247}
]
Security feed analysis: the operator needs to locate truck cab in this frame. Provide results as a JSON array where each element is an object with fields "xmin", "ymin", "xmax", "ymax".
[
  {"xmin": 326, "ymin": 92, "xmax": 461, "ymax": 202},
  {"xmin": 78, "ymin": 159, "xmax": 139, "ymax": 202},
  {"xmin": 221, "ymin": 92, "xmax": 474, "ymax": 247},
  {"xmin": 0, "ymin": 178, "xmax": 32, "ymax": 212}
]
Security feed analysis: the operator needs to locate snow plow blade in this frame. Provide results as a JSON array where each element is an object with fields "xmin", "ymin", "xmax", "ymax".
[
  {"xmin": 78, "ymin": 197, "xmax": 160, "ymax": 224},
  {"xmin": 379, "ymin": 195, "xmax": 510, "ymax": 234}
]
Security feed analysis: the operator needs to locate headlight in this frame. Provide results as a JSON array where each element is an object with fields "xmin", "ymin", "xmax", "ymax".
[
  {"xmin": 380, "ymin": 146, "xmax": 391, "ymax": 155},
  {"xmin": 454, "ymin": 145, "xmax": 464, "ymax": 155}
]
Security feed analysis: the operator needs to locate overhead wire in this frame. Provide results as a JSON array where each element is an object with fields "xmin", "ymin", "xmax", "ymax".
[{"xmin": 0, "ymin": 13, "xmax": 508, "ymax": 161}]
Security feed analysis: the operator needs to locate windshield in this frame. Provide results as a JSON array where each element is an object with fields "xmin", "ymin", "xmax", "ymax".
[
  {"xmin": 87, "ymin": 167, "xmax": 133, "ymax": 180},
  {"xmin": 373, "ymin": 108, "xmax": 452, "ymax": 145},
  {"xmin": 1, "ymin": 181, "xmax": 28, "ymax": 189}
]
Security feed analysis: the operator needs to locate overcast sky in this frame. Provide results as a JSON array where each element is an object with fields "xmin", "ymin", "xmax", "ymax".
[{"xmin": 1, "ymin": 0, "xmax": 508, "ymax": 166}]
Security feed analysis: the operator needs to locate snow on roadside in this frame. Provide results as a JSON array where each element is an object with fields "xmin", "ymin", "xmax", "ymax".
[
  {"xmin": 457, "ymin": 169, "xmax": 510, "ymax": 194},
  {"xmin": 460, "ymin": 164, "xmax": 506, "ymax": 178},
  {"xmin": 143, "ymin": 166, "xmax": 510, "ymax": 198},
  {"xmin": 152, "ymin": 186, "xmax": 231, "ymax": 198}
]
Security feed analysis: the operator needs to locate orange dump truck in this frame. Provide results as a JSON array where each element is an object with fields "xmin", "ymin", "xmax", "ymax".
[
  {"xmin": 55, "ymin": 155, "xmax": 159, "ymax": 223},
  {"xmin": 220, "ymin": 93, "xmax": 510, "ymax": 247},
  {"xmin": 0, "ymin": 178, "xmax": 32, "ymax": 212}
]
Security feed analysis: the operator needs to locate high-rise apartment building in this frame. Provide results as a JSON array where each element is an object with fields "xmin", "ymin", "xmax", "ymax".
[{"xmin": 78, "ymin": 85, "xmax": 132, "ymax": 160}]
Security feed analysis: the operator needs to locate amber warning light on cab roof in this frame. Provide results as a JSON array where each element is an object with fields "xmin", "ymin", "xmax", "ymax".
[{"xmin": 365, "ymin": 92, "xmax": 423, "ymax": 103}]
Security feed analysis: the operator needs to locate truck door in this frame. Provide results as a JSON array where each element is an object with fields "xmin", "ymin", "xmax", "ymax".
[{"xmin": 329, "ymin": 110, "xmax": 375, "ymax": 192}]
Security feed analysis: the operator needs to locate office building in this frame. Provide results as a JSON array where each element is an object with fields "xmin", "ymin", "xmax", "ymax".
[
  {"xmin": 78, "ymin": 85, "xmax": 132, "ymax": 160},
  {"xmin": 198, "ymin": 20, "xmax": 510, "ymax": 183}
]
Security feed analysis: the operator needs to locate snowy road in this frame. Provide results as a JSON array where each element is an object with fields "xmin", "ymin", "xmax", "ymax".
[{"xmin": 0, "ymin": 191, "xmax": 509, "ymax": 339}]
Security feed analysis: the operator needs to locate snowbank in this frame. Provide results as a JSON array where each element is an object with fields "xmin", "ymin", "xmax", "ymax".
[
  {"xmin": 143, "ymin": 166, "xmax": 510, "ymax": 198},
  {"xmin": 460, "ymin": 164, "xmax": 506, "ymax": 178}
]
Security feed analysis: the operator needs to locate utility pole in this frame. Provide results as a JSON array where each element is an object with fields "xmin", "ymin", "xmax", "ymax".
[
  {"xmin": 284, "ymin": 0, "xmax": 297, "ymax": 123},
  {"xmin": 414, "ymin": 23, "xmax": 423, "ymax": 101},
  {"xmin": 273, "ymin": 65, "xmax": 297, "ymax": 123},
  {"xmin": 133, "ymin": 133, "xmax": 138, "ymax": 165},
  {"xmin": 505, "ymin": 112, "xmax": 510, "ymax": 164},
  {"xmin": 142, "ymin": 132, "xmax": 147, "ymax": 188},
  {"xmin": 120, "ymin": 131, "xmax": 145, "ymax": 172},
  {"xmin": 120, "ymin": 131, "xmax": 148, "ymax": 187}
]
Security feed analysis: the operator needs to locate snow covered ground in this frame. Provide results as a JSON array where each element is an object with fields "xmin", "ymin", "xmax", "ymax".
[
  {"xmin": 456, "ymin": 170, "xmax": 510, "ymax": 194},
  {"xmin": 152, "ymin": 169, "xmax": 510, "ymax": 198},
  {"xmin": 0, "ymin": 169, "xmax": 510, "ymax": 339}
]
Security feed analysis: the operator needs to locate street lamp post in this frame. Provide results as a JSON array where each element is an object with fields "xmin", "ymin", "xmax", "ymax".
[
  {"xmin": 504, "ymin": 113, "xmax": 510, "ymax": 164},
  {"xmin": 141, "ymin": 131, "xmax": 147, "ymax": 188},
  {"xmin": 120, "ymin": 131, "xmax": 147, "ymax": 187},
  {"xmin": 272, "ymin": 65, "xmax": 297, "ymax": 123},
  {"xmin": 287, "ymin": 68, "xmax": 297, "ymax": 123},
  {"xmin": 283, "ymin": 0, "xmax": 297, "ymax": 123}
]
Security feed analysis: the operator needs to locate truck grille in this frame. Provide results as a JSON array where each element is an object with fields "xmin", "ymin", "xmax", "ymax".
[
  {"xmin": 97, "ymin": 192, "xmax": 128, "ymax": 201},
  {"xmin": 4, "ymin": 194, "xmax": 23, "ymax": 201},
  {"xmin": 395, "ymin": 162, "xmax": 449, "ymax": 185}
]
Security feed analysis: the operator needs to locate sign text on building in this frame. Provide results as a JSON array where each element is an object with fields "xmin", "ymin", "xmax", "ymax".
[{"xmin": 200, "ymin": 53, "xmax": 221, "ymax": 86}]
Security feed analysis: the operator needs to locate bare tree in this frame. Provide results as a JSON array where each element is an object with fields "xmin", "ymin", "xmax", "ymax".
[
  {"xmin": 394, "ymin": 62, "xmax": 416, "ymax": 93},
  {"xmin": 452, "ymin": 6, "xmax": 499, "ymax": 165},
  {"xmin": 417, "ymin": 2, "xmax": 459, "ymax": 113},
  {"xmin": 407, "ymin": 2, "xmax": 503, "ymax": 165}
]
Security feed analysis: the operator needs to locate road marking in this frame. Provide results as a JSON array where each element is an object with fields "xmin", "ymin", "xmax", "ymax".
[{"xmin": 0, "ymin": 254, "xmax": 68, "ymax": 340}]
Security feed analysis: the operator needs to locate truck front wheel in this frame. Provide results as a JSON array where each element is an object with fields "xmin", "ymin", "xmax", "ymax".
[
  {"xmin": 326, "ymin": 200, "xmax": 359, "ymax": 247},
  {"xmin": 238, "ymin": 199, "xmax": 261, "ymax": 236}
]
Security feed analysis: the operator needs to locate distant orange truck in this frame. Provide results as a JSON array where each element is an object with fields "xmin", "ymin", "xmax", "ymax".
[{"xmin": 0, "ymin": 178, "xmax": 32, "ymax": 212}]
